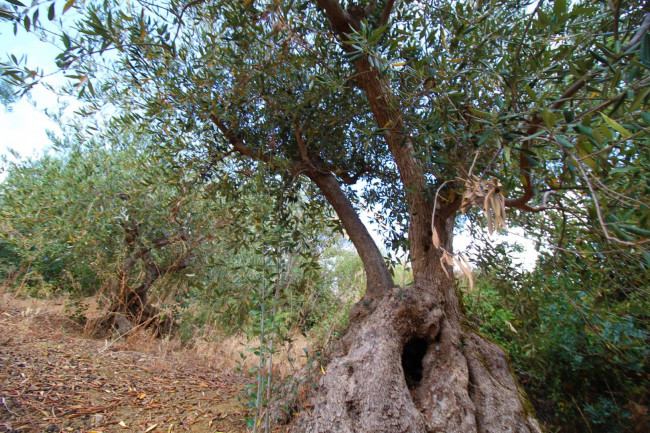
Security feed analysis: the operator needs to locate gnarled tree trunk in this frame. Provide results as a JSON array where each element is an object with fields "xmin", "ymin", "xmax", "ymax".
[
  {"xmin": 100, "ymin": 251, "xmax": 176, "ymax": 336},
  {"xmin": 282, "ymin": 2, "xmax": 542, "ymax": 430},
  {"xmin": 93, "ymin": 204, "xmax": 194, "ymax": 337},
  {"xmin": 210, "ymin": 2, "xmax": 543, "ymax": 429},
  {"xmin": 290, "ymin": 221, "xmax": 540, "ymax": 433}
]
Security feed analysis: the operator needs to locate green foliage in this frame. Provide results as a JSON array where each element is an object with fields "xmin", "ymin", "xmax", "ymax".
[
  {"xmin": 464, "ymin": 236, "xmax": 649, "ymax": 432},
  {"xmin": 1, "ymin": 153, "xmax": 106, "ymax": 294},
  {"xmin": 2, "ymin": 0, "xmax": 640, "ymax": 265},
  {"xmin": 0, "ymin": 135, "xmax": 216, "ymax": 298},
  {"xmin": 523, "ymin": 253, "xmax": 648, "ymax": 432},
  {"xmin": 5, "ymin": 0, "xmax": 648, "ymax": 257},
  {"xmin": 0, "ymin": 80, "xmax": 17, "ymax": 109},
  {"xmin": 306, "ymin": 241, "xmax": 365, "ymax": 346}
]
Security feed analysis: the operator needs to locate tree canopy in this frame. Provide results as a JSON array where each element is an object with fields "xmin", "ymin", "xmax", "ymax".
[{"xmin": 4, "ymin": 0, "xmax": 648, "ymax": 256}]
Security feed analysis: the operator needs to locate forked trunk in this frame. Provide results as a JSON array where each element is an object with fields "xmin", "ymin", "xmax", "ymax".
[
  {"xmin": 109, "ymin": 270, "xmax": 159, "ymax": 323},
  {"xmin": 95, "ymin": 257, "xmax": 174, "ymax": 337},
  {"xmin": 290, "ymin": 221, "xmax": 540, "ymax": 433}
]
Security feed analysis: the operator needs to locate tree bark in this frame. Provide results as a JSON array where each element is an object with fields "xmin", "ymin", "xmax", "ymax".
[
  {"xmin": 278, "ymin": 4, "xmax": 543, "ymax": 430},
  {"xmin": 289, "ymin": 223, "xmax": 540, "ymax": 433}
]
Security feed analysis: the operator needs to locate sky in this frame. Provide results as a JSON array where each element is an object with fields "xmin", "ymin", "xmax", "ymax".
[{"xmin": 0, "ymin": 9, "xmax": 74, "ymax": 162}]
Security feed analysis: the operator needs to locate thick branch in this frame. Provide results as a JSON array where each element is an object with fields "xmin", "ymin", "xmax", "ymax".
[
  {"xmin": 317, "ymin": 0, "xmax": 437, "ymax": 283},
  {"xmin": 314, "ymin": 0, "xmax": 358, "ymax": 34},
  {"xmin": 306, "ymin": 169, "xmax": 393, "ymax": 297},
  {"xmin": 316, "ymin": 1, "xmax": 429, "ymax": 212},
  {"xmin": 211, "ymin": 116, "xmax": 274, "ymax": 164},
  {"xmin": 213, "ymin": 113, "xmax": 393, "ymax": 296},
  {"xmin": 379, "ymin": 0, "xmax": 395, "ymax": 28},
  {"xmin": 504, "ymin": 116, "xmax": 538, "ymax": 211},
  {"xmin": 294, "ymin": 122, "xmax": 393, "ymax": 296}
]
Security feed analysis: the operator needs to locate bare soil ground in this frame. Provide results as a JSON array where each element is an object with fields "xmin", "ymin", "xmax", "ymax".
[{"xmin": 0, "ymin": 296, "xmax": 250, "ymax": 433}]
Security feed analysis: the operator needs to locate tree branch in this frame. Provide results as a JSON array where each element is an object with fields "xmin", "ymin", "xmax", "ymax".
[
  {"xmin": 314, "ymin": 0, "xmax": 357, "ymax": 34},
  {"xmin": 306, "ymin": 168, "xmax": 393, "ymax": 297},
  {"xmin": 551, "ymin": 12, "xmax": 650, "ymax": 110},
  {"xmin": 317, "ymin": 0, "xmax": 446, "ymax": 284},
  {"xmin": 210, "ymin": 115, "xmax": 273, "ymax": 164},
  {"xmin": 505, "ymin": 13, "xmax": 650, "ymax": 213},
  {"xmin": 213, "ymin": 112, "xmax": 393, "ymax": 296},
  {"xmin": 316, "ymin": 3, "xmax": 428, "ymax": 206},
  {"xmin": 379, "ymin": 0, "xmax": 395, "ymax": 28},
  {"xmin": 622, "ymin": 12, "xmax": 650, "ymax": 50},
  {"xmin": 293, "ymin": 118, "xmax": 366, "ymax": 184},
  {"xmin": 504, "ymin": 115, "xmax": 540, "ymax": 211},
  {"xmin": 292, "ymin": 121, "xmax": 393, "ymax": 294},
  {"xmin": 293, "ymin": 120, "xmax": 311, "ymax": 163},
  {"xmin": 572, "ymin": 154, "xmax": 650, "ymax": 248},
  {"xmin": 172, "ymin": 0, "xmax": 210, "ymax": 43},
  {"xmin": 324, "ymin": 163, "xmax": 367, "ymax": 185},
  {"xmin": 211, "ymin": 115, "xmax": 308, "ymax": 178}
]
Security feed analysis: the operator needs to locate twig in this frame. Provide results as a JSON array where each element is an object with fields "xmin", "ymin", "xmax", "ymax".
[
  {"xmin": 1, "ymin": 397, "xmax": 18, "ymax": 417},
  {"xmin": 576, "ymin": 126, "xmax": 650, "ymax": 162},
  {"xmin": 571, "ymin": 154, "xmax": 650, "ymax": 247},
  {"xmin": 478, "ymin": 150, "xmax": 501, "ymax": 181},
  {"xmin": 467, "ymin": 150, "xmax": 481, "ymax": 178},
  {"xmin": 513, "ymin": 0, "xmax": 545, "ymax": 65},
  {"xmin": 431, "ymin": 179, "xmax": 460, "ymax": 240},
  {"xmin": 589, "ymin": 173, "xmax": 648, "ymax": 209}
]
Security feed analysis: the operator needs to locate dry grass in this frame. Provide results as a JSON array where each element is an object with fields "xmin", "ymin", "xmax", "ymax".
[
  {"xmin": 0, "ymin": 288, "xmax": 311, "ymax": 383},
  {"xmin": 191, "ymin": 328, "xmax": 310, "ymax": 375},
  {"xmin": 0, "ymin": 291, "xmax": 76, "ymax": 340},
  {"xmin": 95, "ymin": 321, "xmax": 311, "ymax": 379},
  {"xmin": 0, "ymin": 290, "xmax": 249, "ymax": 432}
]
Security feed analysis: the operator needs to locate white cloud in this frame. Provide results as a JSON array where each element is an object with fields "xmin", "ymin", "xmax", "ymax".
[{"xmin": 0, "ymin": 91, "xmax": 59, "ymax": 160}]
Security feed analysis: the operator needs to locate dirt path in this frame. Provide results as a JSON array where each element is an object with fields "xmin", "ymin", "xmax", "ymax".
[{"xmin": 0, "ymin": 300, "xmax": 249, "ymax": 433}]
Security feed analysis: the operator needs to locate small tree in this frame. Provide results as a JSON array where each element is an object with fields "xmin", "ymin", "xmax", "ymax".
[{"xmin": 0, "ymin": 138, "xmax": 219, "ymax": 333}]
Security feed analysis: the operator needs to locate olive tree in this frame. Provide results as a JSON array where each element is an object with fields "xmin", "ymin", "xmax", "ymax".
[
  {"xmin": 0, "ymin": 134, "xmax": 221, "ymax": 333},
  {"xmin": 3, "ymin": 0, "xmax": 649, "ymax": 431}
]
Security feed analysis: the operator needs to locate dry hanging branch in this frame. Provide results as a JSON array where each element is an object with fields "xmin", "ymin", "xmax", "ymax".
[
  {"xmin": 437, "ymin": 246, "xmax": 474, "ymax": 291},
  {"xmin": 454, "ymin": 254, "xmax": 474, "ymax": 292},
  {"xmin": 432, "ymin": 176, "xmax": 507, "ymax": 290},
  {"xmin": 432, "ymin": 176, "xmax": 508, "ymax": 248},
  {"xmin": 461, "ymin": 176, "xmax": 507, "ymax": 234},
  {"xmin": 439, "ymin": 250, "xmax": 455, "ymax": 279}
]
